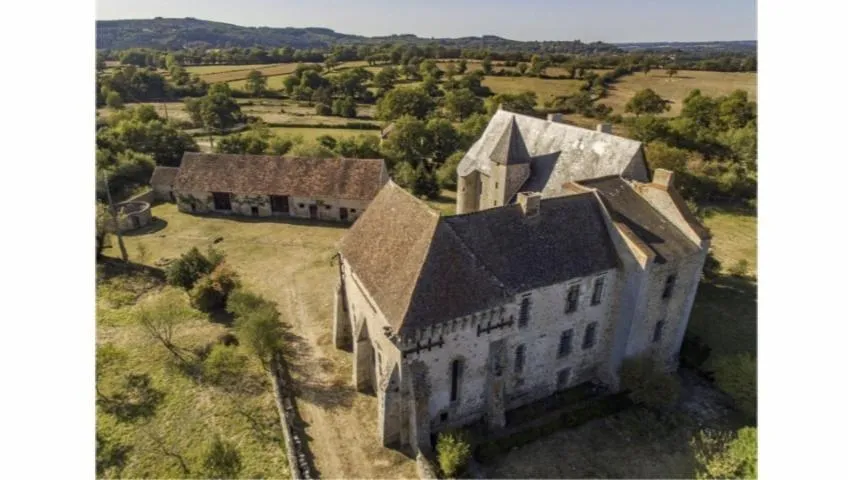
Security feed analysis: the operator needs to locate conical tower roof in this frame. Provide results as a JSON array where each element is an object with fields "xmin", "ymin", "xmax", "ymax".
[{"xmin": 489, "ymin": 115, "xmax": 531, "ymax": 166}]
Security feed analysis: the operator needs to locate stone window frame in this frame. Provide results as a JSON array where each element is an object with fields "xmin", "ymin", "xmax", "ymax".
[
  {"xmin": 590, "ymin": 276, "xmax": 606, "ymax": 306},
  {"xmin": 518, "ymin": 294, "xmax": 532, "ymax": 328},
  {"xmin": 653, "ymin": 319, "xmax": 665, "ymax": 343},
  {"xmin": 565, "ymin": 283, "xmax": 581, "ymax": 313},
  {"xmin": 662, "ymin": 274, "xmax": 677, "ymax": 299},
  {"xmin": 449, "ymin": 356, "xmax": 465, "ymax": 404},
  {"xmin": 514, "ymin": 344, "xmax": 526, "ymax": 374},
  {"xmin": 558, "ymin": 329, "xmax": 573, "ymax": 358},
  {"xmin": 582, "ymin": 322, "xmax": 598, "ymax": 350}
]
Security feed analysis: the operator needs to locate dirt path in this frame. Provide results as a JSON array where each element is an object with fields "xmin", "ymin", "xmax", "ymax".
[{"xmin": 272, "ymin": 265, "xmax": 416, "ymax": 479}]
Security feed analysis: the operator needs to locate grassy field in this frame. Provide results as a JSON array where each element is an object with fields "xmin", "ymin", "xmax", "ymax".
[
  {"xmin": 482, "ymin": 76, "xmax": 586, "ymax": 106},
  {"xmin": 600, "ymin": 69, "xmax": 757, "ymax": 116},
  {"xmin": 96, "ymin": 264, "xmax": 287, "ymax": 478},
  {"xmin": 100, "ymin": 204, "xmax": 417, "ymax": 478}
]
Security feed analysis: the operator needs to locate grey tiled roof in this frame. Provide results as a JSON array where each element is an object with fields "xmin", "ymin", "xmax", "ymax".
[
  {"xmin": 458, "ymin": 110, "xmax": 647, "ymax": 194},
  {"xmin": 488, "ymin": 116, "xmax": 531, "ymax": 165}
]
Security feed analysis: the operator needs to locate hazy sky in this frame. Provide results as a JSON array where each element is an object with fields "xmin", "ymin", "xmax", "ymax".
[{"xmin": 96, "ymin": 0, "xmax": 756, "ymax": 43}]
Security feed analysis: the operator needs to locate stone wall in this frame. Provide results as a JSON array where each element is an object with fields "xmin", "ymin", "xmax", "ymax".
[
  {"xmin": 270, "ymin": 352, "xmax": 314, "ymax": 480},
  {"xmin": 174, "ymin": 190, "xmax": 370, "ymax": 222}
]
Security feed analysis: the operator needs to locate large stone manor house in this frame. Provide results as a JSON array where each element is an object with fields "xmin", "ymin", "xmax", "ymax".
[{"xmin": 332, "ymin": 110, "xmax": 710, "ymax": 454}]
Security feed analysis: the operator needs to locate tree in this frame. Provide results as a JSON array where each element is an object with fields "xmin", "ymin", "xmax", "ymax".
[
  {"xmin": 458, "ymin": 59, "xmax": 468, "ymax": 75},
  {"xmin": 692, "ymin": 427, "xmax": 757, "ymax": 479},
  {"xmin": 97, "ymin": 109, "xmax": 199, "ymax": 166},
  {"xmin": 374, "ymin": 66, "xmax": 398, "ymax": 94},
  {"xmin": 482, "ymin": 56, "xmax": 493, "ymax": 75},
  {"xmin": 629, "ymin": 115, "xmax": 671, "ymax": 143},
  {"xmin": 437, "ymin": 151, "xmax": 465, "ymax": 188},
  {"xmin": 332, "ymin": 96, "xmax": 358, "ymax": 118},
  {"xmin": 231, "ymin": 292, "xmax": 284, "ymax": 367},
  {"xmin": 487, "ymin": 91, "xmax": 538, "ymax": 116},
  {"xmin": 335, "ymin": 135, "xmax": 381, "ymax": 159},
  {"xmin": 106, "ymin": 91, "xmax": 124, "ymax": 109},
  {"xmin": 201, "ymin": 435, "xmax": 242, "ymax": 479},
  {"xmin": 517, "ymin": 62, "xmax": 529, "ymax": 75},
  {"xmin": 135, "ymin": 288, "xmax": 197, "ymax": 365},
  {"xmin": 436, "ymin": 431, "xmax": 472, "ymax": 478},
  {"xmin": 666, "ymin": 66, "xmax": 679, "ymax": 79},
  {"xmin": 165, "ymin": 247, "xmax": 219, "ymax": 290},
  {"xmin": 712, "ymin": 353, "xmax": 756, "ymax": 419},
  {"xmin": 245, "ymin": 70, "xmax": 267, "ymax": 96},
  {"xmin": 412, "ymin": 161, "xmax": 440, "ymax": 199},
  {"xmin": 443, "ymin": 88, "xmax": 485, "ymax": 121},
  {"xmin": 200, "ymin": 85, "xmax": 244, "ymax": 133},
  {"xmin": 625, "ymin": 88, "xmax": 670, "ymax": 116},
  {"xmin": 620, "ymin": 355, "xmax": 681, "ymax": 409},
  {"xmin": 315, "ymin": 102, "xmax": 333, "ymax": 116},
  {"xmin": 380, "ymin": 116, "xmax": 431, "ymax": 166},
  {"xmin": 376, "ymin": 88, "xmax": 435, "ymax": 120},
  {"xmin": 426, "ymin": 118, "xmax": 461, "ymax": 164}
]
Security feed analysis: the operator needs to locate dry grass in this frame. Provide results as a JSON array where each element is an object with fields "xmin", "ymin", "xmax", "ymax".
[
  {"xmin": 481, "ymin": 76, "xmax": 586, "ymax": 106},
  {"xmin": 100, "ymin": 204, "xmax": 416, "ymax": 479},
  {"xmin": 703, "ymin": 207, "xmax": 757, "ymax": 276},
  {"xmin": 600, "ymin": 69, "xmax": 757, "ymax": 116}
]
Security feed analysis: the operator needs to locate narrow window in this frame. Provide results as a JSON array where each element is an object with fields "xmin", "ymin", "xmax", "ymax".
[
  {"xmin": 565, "ymin": 284, "xmax": 580, "ymax": 313},
  {"xmin": 653, "ymin": 320, "xmax": 665, "ymax": 343},
  {"xmin": 662, "ymin": 274, "xmax": 676, "ymax": 299},
  {"xmin": 518, "ymin": 296, "xmax": 531, "ymax": 328},
  {"xmin": 591, "ymin": 277, "xmax": 605, "ymax": 306},
  {"xmin": 450, "ymin": 359, "xmax": 462, "ymax": 402},
  {"xmin": 514, "ymin": 345, "xmax": 525, "ymax": 373},
  {"xmin": 557, "ymin": 368, "xmax": 571, "ymax": 388},
  {"xmin": 583, "ymin": 322, "xmax": 598, "ymax": 350},
  {"xmin": 558, "ymin": 329, "xmax": 573, "ymax": 358}
]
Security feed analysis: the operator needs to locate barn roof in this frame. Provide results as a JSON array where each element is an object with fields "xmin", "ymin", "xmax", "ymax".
[
  {"xmin": 172, "ymin": 153, "xmax": 387, "ymax": 201},
  {"xmin": 458, "ymin": 110, "xmax": 647, "ymax": 194},
  {"xmin": 149, "ymin": 166, "xmax": 180, "ymax": 187},
  {"xmin": 339, "ymin": 182, "xmax": 620, "ymax": 335},
  {"xmin": 579, "ymin": 176, "xmax": 700, "ymax": 263}
]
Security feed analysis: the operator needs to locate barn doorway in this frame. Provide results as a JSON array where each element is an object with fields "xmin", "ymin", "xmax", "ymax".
[
  {"xmin": 339, "ymin": 207, "xmax": 349, "ymax": 221},
  {"xmin": 251, "ymin": 206, "xmax": 259, "ymax": 217},
  {"xmin": 309, "ymin": 204, "xmax": 318, "ymax": 219},
  {"xmin": 212, "ymin": 192, "xmax": 232, "ymax": 211},
  {"xmin": 270, "ymin": 195, "xmax": 289, "ymax": 214}
]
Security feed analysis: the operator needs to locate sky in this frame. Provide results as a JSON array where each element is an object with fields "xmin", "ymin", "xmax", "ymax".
[{"xmin": 96, "ymin": 0, "xmax": 756, "ymax": 43}]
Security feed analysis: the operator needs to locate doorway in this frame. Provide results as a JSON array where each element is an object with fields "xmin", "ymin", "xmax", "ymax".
[
  {"xmin": 212, "ymin": 192, "xmax": 232, "ymax": 211},
  {"xmin": 251, "ymin": 206, "xmax": 259, "ymax": 217},
  {"xmin": 309, "ymin": 204, "xmax": 318, "ymax": 219},
  {"xmin": 339, "ymin": 207, "xmax": 349, "ymax": 221},
  {"xmin": 270, "ymin": 195, "xmax": 289, "ymax": 214}
]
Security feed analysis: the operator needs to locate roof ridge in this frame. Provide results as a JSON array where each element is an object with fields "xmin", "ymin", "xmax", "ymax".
[{"xmin": 396, "ymin": 206, "xmax": 443, "ymax": 329}]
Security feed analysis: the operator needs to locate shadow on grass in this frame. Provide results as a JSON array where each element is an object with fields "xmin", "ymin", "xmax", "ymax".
[
  {"xmin": 98, "ymin": 373, "xmax": 165, "ymax": 423},
  {"xmin": 123, "ymin": 217, "xmax": 168, "ymax": 236},
  {"xmin": 687, "ymin": 274, "xmax": 757, "ymax": 364},
  {"xmin": 279, "ymin": 323, "xmax": 356, "ymax": 411},
  {"xmin": 97, "ymin": 257, "xmax": 166, "ymax": 283},
  {"xmin": 184, "ymin": 211, "xmax": 352, "ymax": 230},
  {"xmin": 208, "ymin": 309, "xmax": 235, "ymax": 327}
]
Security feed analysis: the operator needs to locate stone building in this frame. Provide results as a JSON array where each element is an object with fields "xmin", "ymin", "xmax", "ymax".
[
  {"xmin": 170, "ymin": 152, "xmax": 388, "ymax": 222},
  {"xmin": 149, "ymin": 166, "xmax": 180, "ymax": 202},
  {"xmin": 331, "ymin": 113, "xmax": 709, "ymax": 455},
  {"xmin": 456, "ymin": 110, "xmax": 649, "ymax": 214}
]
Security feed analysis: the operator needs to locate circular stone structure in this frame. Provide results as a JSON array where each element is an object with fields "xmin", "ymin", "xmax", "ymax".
[{"xmin": 115, "ymin": 201, "xmax": 152, "ymax": 232}]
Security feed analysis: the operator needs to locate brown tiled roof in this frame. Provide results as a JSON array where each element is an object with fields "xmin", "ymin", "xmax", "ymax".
[
  {"xmin": 340, "ymin": 182, "xmax": 620, "ymax": 334},
  {"xmin": 579, "ymin": 176, "xmax": 699, "ymax": 263},
  {"xmin": 172, "ymin": 152, "xmax": 387, "ymax": 201},
  {"xmin": 149, "ymin": 166, "xmax": 180, "ymax": 187}
]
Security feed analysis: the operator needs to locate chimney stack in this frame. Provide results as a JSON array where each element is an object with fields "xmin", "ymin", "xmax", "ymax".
[
  {"xmin": 547, "ymin": 113, "xmax": 563, "ymax": 123},
  {"xmin": 652, "ymin": 169, "xmax": 675, "ymax": 189},
  {"xmin": 596, "ymin": 123, "xmax": 612, "ymax": 134},
  {"xmin": 517, "ymin": 191, "xmax": 541, "ymax": 217}
]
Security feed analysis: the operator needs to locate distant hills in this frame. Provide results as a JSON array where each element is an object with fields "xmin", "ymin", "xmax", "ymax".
[{"xmin": 96, "ymin": 18, "xmax": 755, "ymax": 55}]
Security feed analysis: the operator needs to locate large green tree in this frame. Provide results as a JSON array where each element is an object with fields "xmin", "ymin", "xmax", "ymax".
[
  {"xmin": 443, "ymin": 88, "xmax": 485, "ymax": 121},
  {"xmin": 625, "ymin": 88, "xmax": 670, "ymax": 116},
  {"xmin": 376, "ymin": 88, "xmax": 436, "ymax": 121},
  {"xmin": 245, "ymin": 70, "xmax": 267, "ymax": 96}
]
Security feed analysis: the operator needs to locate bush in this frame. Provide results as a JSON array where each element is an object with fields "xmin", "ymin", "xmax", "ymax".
[
  {"xmin": 436, "ymin": 431, "xmax": 471, "ymax": 478},
  {"xmin": 315, "ymin": 102, "xmax": 332, "ymax": 115},
  {"xmin": 692, "ymin": 427, "xmax": 757, "ymax": 479},
  {"xmin": 712, "ymin": 353, "xmax": 756, "ymax": 419},
  {"xmin": 165, "ymin": 247, "xmax": 217, "ymax": 290},
  {"xmin": 230, "ymin": 289, "xmax": 284, "ymax": 366},
  {"xmin": 189, "ymin": 264, "xmax": 241, "ymax": 313},
  {"xmin": 702, "ymin": 251, "xmax": 722, "ymax": 280},
  {"xmin": 201, "ymin": 435, "xmax": 242, "ymax": 479},
  {"xmin": 620, "ymin": 355, "xmax": 681, "ymax": 409},
  {"xmin": 202, "ymin": 344, "xmax": 248, "ymax": 385},
  {"xmin": 730, "ymin": 259, "xmax": 750, "ymax": 277}
]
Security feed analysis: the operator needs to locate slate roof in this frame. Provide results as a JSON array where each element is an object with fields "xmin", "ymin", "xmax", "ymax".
[
  {"xmin": 488, "ymin": 116, "xmax": 531, "ymax": 165},
  {"xmin": 339, "ymin": 182, "xmax": 620, "ymax": 334},
  {"xmin": 172, "ymin": 153, "xmax": 387, "ymax": 201},
  {"xmin": 149, "ymin": 166, "xmax": 180, "ymax": 187},
  {"xmin": 458, "ymin": 110, "xmax": 647, "ymax": 195},
  {"xmin": 579, "ymin": 176, "xmax": 699, "ymax": 263}
]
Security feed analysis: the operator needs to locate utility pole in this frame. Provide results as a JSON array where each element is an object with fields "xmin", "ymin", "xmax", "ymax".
[{"xmin": 102, "ymin": 172, "xmax": 128, "ymax": 262}]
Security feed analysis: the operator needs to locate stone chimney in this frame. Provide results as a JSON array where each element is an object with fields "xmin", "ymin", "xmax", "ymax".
[
  {"xmin": 517, "ymin": 192, "xmax": 541, "ymax": 217},
  {"xmin": 652, "ymin": 168, "xmax": 675, "ymax": 189},
  {"xmin": 547, "ymin": 113, "xmax": 563, "ymax": 123},
  {"xmin": 596, "ymin": 123, "xmax": 612, "ymax": 134}
]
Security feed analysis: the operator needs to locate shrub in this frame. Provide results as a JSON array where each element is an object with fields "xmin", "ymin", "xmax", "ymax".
[
  {"xmin": 202, "ymin": 344, "xmax": 248, "ymax": 385},
  {"xmin": 201, "ymin": 435, "xmax": 242, "ymax": 479},
  {"xmin": 712, "ymin": 353, "xmax": 756, "ymax": 419},
  {"xmin": 620, "ymin": 355, "xmax": 681, "ymax": 409},
  {"xmin": 230, "ymin": 289, "xmax": 284, "ymax": 367},
  {"xmin": 436, "ymin": 430, "xmax": 471, "ymax": 478},
  {"xmin": 730, "ymin": 259, "xmax": 750, "ymax": 277},
  {"xmin": 165, "ymin": 247, "xmax": 214, "ymax": 290},
  {"xmin": 106, "ymin": 91, "xmax": 124, "ymax": 109},
  {"xmin": 692, "ymin": 427, "xmax": 757, "ymax": 479},
  {"xmin": 189, "ymin": 264, "xmax": 241, "ymax": 313},
  {"xmin": 702, "ymin": 251, "xmax": 722, "ymax": 280},
  {"xmin": 315, "ymin": 102, "xmax": 332, "ymax": 115}
]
